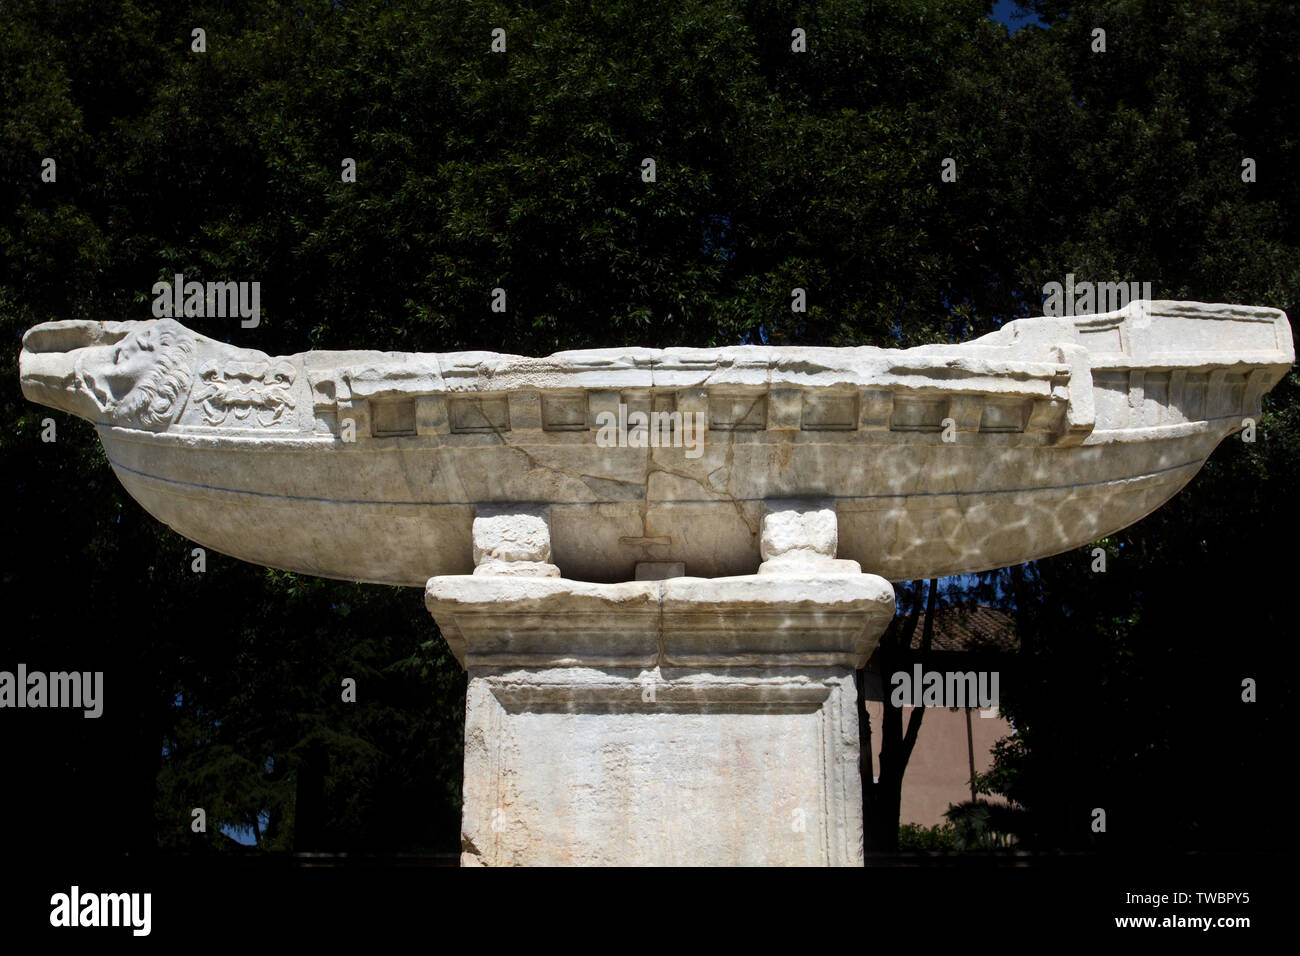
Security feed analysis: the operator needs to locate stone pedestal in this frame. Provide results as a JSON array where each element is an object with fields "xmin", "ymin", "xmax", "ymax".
[{"xmin": 425, "ymin": 502, "xmax": 895, "ymax": 866}]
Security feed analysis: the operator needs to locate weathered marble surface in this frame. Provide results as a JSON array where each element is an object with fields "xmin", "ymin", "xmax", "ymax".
[
  {"xmin": 456, "ymin": 664, "xmax": 865, "ymax": 866},
  {"xmin": 20, "ymin": 301, "xmax": 1292, "ymax": 584},
  {"xmin": 429, "ymin": 502, "xmax": 893, "ymax": 865}
]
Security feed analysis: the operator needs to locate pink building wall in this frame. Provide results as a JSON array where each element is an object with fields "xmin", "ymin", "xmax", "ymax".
[{"xmin": 863, "ymin": 701, "xmax": 1013, "ymax": 826}]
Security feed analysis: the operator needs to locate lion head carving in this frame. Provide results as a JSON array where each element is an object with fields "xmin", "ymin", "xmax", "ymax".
[{"xmin": 73, "ymin": 320, "xmax": 197, "ymax": 429}]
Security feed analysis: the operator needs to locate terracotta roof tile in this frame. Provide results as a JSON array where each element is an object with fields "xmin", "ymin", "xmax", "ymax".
[{"xmin": 909, "ymin": 605, "xmax": 1018, "ymax": 653}]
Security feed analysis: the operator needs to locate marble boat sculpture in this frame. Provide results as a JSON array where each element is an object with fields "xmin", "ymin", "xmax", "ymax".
[
  {"xmin": 21, "ymin": 300, "xmax": 1294, "ymax": 866},
  {"xmin": 20, "ymin": 301, "xmax": 1293, "ymax": 587}
]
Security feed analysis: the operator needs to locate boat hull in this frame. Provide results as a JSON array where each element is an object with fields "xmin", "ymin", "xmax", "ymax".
[
  {"xmin": 20, "ymin": 300, "xmax": 1292, "ymax": 585},
  {"xmin": 100, "ymin": 416, "xmax": 1227, "ymax": 584}
]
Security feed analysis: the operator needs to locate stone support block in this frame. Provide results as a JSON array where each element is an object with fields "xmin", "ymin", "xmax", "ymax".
[{"xmin": 426, "ymin": 565, "xmax": 895, "ymax": 866}]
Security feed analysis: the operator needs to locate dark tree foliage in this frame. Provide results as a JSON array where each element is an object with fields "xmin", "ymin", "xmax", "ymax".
[{"xmin": 0, "ymin": 0, "xmax": 1295, "ymax": 855}]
